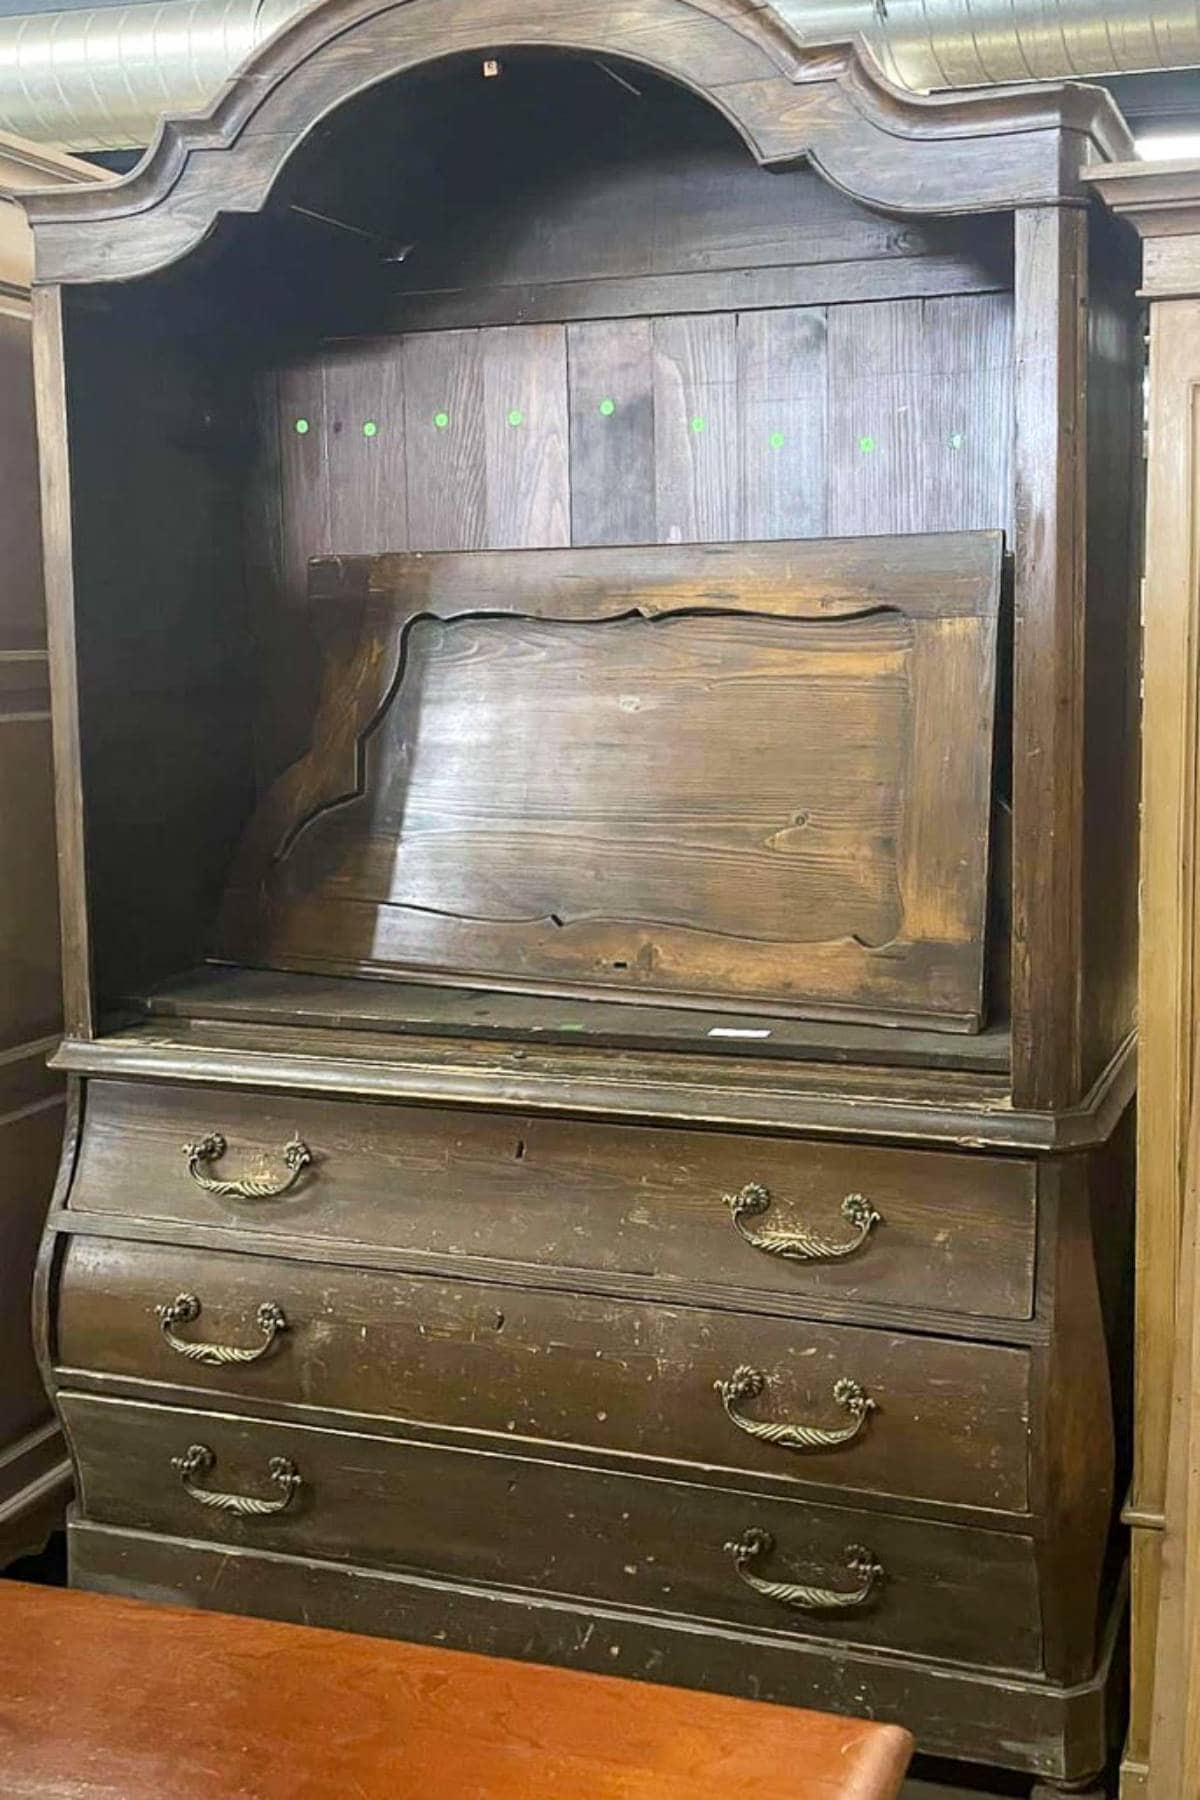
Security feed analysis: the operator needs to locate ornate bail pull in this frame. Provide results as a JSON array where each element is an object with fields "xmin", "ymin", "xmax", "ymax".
[
  {"xmin": 155, "ymin": 1293, "xmax": 288, "ymax": 1366},
  {"xmin": 182, "ymin": 1132, "xmax": 312, "ymax": 1199},
  {"xmin": 724, "ymin": 1183, "xmax": 881, "ymax": 1261},
  {"xmin": 171, "ymin": 1443, "xmax": 301, "ymax": 1516},
  {"xmin": 725, "ymin": 1527, "xmax": 882, "ymax": 1611},
  {"xmin": 715, "ymin": 1365, "xmax": 875, "ymax": 1451}
]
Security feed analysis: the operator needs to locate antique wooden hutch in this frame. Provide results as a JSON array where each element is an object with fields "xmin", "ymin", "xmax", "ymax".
[{"xmin": 21, "ymin": 3, "xmax": 1141, "ymax": 1791}]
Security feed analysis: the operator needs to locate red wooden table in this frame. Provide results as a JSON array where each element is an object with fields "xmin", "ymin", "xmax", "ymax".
[{"xmin": 0, "ymin": 1580, "xmax": 913, "ymax": 1797}]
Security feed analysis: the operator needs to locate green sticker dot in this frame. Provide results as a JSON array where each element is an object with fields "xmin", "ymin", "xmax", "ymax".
[
  {"xmin": 599, "ymin": 397, "xmax": 616, "ymax": 417},
  {"xmin": 433, "ymin": 411, "xmax": 449, "ymax": 430},
  {"xmin": 691, "ymin": 416, "xmax": 706, "ymax": 434},
  {"xmin": 769, "ymin": 431, "xmax": 785, "ymax": 450},
  {"xmin": 948, "ymin": 430, "xmax": 964, "ymax": 450},
  {"xmin": 294, "ymin": 418, "xmax": 310, "ymax": 435},
  {"xmin": 508, "ymin": 409, "xmax": 524, "ymax": 427},
  {"xmin": 362, "ymin": 420, "xmax": 377, "ymax": 438},
  {"xmin": 858, "ymin": 434, "xmax": 875, "ymax": 454}
]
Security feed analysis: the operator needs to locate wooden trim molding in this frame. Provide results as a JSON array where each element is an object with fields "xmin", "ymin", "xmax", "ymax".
[
  {"xmin": 31, "ymin": 284, "xmax": 93, "ymax": 1041},
  {"xmin": 13, "ymin": 4, "xmax": 1132, "ymax": 287},
  {"xmin": 0, "ymin": 133, "xmax": 106, "ymax": 295},
  {"xmin": 47, "ymin": 1020, "xmax": 1137, "ymax": 1153},
  {"xmin": 1009, "ymin": 206, "xmax": 1088, "ymax": 1110}
]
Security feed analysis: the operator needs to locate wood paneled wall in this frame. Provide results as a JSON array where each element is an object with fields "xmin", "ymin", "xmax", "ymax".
[{"xmin": 256, "ymin": 295, "xmax": 1014, "ymax": 584}]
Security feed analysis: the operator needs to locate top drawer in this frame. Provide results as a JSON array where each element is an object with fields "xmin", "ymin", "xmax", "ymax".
[{"xmin": 69, "ymin": 1080, "xmax": 1037, "ymax": 1321}]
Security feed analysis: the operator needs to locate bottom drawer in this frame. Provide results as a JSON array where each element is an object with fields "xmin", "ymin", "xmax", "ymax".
[
  {"xmin": 63, "ymin": 1393, "xmax": 1042, "ymax": 1673},
  {"xmin": 68, "ymin": 1518, "xmax": 1120, "ymax": 1787}
]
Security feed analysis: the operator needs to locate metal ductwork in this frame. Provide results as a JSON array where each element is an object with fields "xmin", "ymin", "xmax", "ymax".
[
  {"xmin": 0, "ymin": 0, "xmax": 308, "ymax": 148},
  {"xmin": 0, "ymin": 0, "xmax": 1199, "ymax": 150}
]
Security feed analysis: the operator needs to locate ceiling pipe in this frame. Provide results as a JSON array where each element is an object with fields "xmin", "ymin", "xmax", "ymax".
[
  {"xmin": 0, "ymin": 0, "xmax": 305, "ymax": 149},
  {"xmin": 1, "ymin": 0, "xmax": 1199, "ymax": 150}
]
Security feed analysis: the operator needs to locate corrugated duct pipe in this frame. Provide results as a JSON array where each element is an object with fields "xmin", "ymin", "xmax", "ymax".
[{"xmin": 0, "ymin": 0, "xmax": 1198, "ymax": 150}]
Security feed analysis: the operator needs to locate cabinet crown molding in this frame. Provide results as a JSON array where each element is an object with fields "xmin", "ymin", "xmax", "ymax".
[{"xmin": 12, "ymin": 0, "xmax": 1134, "ymax": 287}]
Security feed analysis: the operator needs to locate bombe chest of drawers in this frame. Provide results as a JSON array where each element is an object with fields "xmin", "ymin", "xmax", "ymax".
[{"xmin": 21, "ymin": 7, "xmax": 1140, "ymax": 1795}]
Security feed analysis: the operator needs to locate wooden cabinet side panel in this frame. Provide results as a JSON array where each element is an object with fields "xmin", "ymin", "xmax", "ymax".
[
  {"xmin": 1125, "ymin": 293, "xmax": 1200, "ymax": 1781},
  {"xmin": 30, "ymin": 285, "xmax": 90, "ymax": 1039},
  {"xmin": 1080, "ymin": 254, "xmax": 1142, "ymax": 1094},
  {"xmin": 1010, "ymin": 207, "xmax": 1088, "ymax": 1110}
]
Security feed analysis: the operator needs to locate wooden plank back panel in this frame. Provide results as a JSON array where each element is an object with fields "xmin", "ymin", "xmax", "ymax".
[
  {"xmin": 216, "ymin": 534, "xmax": 1002, "ymax": 1029},
  {"xmin": 275, "ymin": 359, "xmax": 330, "ymax": 603},
  {"xmin": 402, "ymin": 330, "xmax": 487, "ymax": 552},
  {"xmin": 652, "ymin": 314, "xmax": 739, "ymax": 543},
  {"xmin": 736, "ymin": 308, "xmax": 828, "ymax": 541},
  {"xmin": 566, "ymin": 318, "xmax": 656, "ymax": 546},
  {"xmin": 324, "ymin": 341, "xmax": 408, "ymax": 553},
  {"xmin": 827, "ymin": 296, "xmax": 1013, "ymax": 540},
  {"xmin": 480, "ymin": 325, "xmax": 570, "ymax": 550},
  {"xmin": 263, "ymin": 293, "xmax": 1012, "ymax": 597}
]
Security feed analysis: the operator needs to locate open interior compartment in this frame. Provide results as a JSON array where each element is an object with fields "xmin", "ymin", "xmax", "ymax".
[{"xmin": 61, "ymin": 51, "xmax": 1020, "ymax": 1072}]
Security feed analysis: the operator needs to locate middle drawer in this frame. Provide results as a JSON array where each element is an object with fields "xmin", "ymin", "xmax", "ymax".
[{"xmin": 56, "ymin": 1237, "xmax": 1031, "ymax": 1513}]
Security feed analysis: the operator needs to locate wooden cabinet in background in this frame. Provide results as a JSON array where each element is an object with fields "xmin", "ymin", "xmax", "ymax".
[
  {"xmin": 0, "ymin": 134, "xmax": 102, "ymax": 1566},
  {"xmin": 20, "ymin": 8, "xmax": 1142, "ymax": 1795},
  {"xmin": 1089, "ymin": 156, "xmax": 1200, "ymax": 1800}
]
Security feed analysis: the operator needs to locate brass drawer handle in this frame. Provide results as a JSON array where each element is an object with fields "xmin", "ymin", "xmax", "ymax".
[
  {"xmin": 171, "ymin": 1443, "xmax": 301, "ymax": 1516},
  {"xmin": 155, "ymin": 1293, "xmax": 288, "ymax": 1367},
  {"xmin": 725, "ymin": 1527, "xmax": 882, "ymax": 1611},
  {"xmin": 724, "ymin": 1183, "xmax": 881, "ymax": 1261},
  {"xmin": 715, "ymin": 1366, "xmax": 875, "ymax": 1451},
  {"xmin": 182, "ymin": 1132, "xmax": 312, "ymax": 1199}
]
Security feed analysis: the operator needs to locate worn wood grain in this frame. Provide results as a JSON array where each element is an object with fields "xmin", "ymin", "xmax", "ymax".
[
  {"xmin": 63, "ymin": 1079, "xmax": 1039, "ymax": 1322},
  {"xmin": 736, "ymin": 307, "xmax": 827, "ymax": 541},
  {"xmin": 18, "ymin": 14, "xmax": 1131, "ymax": 288},
  {"xmin": 0, "ymin": 1579, "xmax": 914, "ymax": 1799},
  {"xmin": 324, "ymin": 339, "xmax": 407, "ymax": 552},
  {"xmin": 62, "ymin": 1391, "xmax": 1045, "ymax": 1671},
  {"xmin": 276, "ymin": 356, "xmax": 331, "ymax": 603},
  {"xmin": 51, "ymin": 1015, "xmax": 1137, "ymax": 1153},
  {"xmin": 1079, "ymin": 265, "xmax": 1140, "ymax": 1098},
  {"xmin": 1027, "ymin": 1158, "xmax": 1115, "ymax": 1686},
  {"xmin": 827, "ymin": 295, "xmax": 1013, "ymax": 539},
  {"xmin": 24, "ymin": 27, "xmax": 1140, "ymax": 1793},
  {"xmin": 139, "ymin": 963, "xmax": 1014, "ymax": 1071},
  {"xmin": 56, "ymin": 1235, "xmax": 1033, "ymax": 1514},
  {"xmin": 1146, "ymin": 1030, "xmax": 1200, "ymax": 1796},
  {"xmin": 482, "ymin": 323, "xmax": 570, "ymax": 549},
  {"xmin": 567, "ymin": 318, "xmax": 655, "ymax": 546},
  {"xmin": 402, "ymin": 327, "xmax": 486, "ymax": 551},
  {"xmin": 65, "ymin": 1521, "xmax": 1123, "ymax": 1782},
  {"xmin": 1086, "ymin": 169, "xmax": 1200, "ymax": 1795},
  {"xmin": 652, "ymin": 312, "xmax": 738, "ymax": 543},
  {"xmin": 30, "ymin": 285, "xmax": 90, "ymax": 1040},
  {"xmin": 217, "ymin": 535, "xmax": 1001, "ymax": 1029},
  {"xmin": 1010, "ymin": 208, "xmax": 1087, "ymax": 1111}
]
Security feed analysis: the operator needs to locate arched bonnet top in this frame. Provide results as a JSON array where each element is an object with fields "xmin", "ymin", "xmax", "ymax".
[{"xmin": 19, "ymin": 0, "xmax": 1134, "ymax": 287}]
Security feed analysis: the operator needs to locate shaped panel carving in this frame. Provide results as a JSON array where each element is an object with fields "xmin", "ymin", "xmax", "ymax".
[{"xmin": 215, "ymin": 534, "xmax": 1002, "ymax": 1029}]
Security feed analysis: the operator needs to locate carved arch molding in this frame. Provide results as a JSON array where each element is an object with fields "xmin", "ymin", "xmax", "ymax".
[{"xmin": 20, "ymin": 0, "xmax": 1130, "ymax": 285}]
